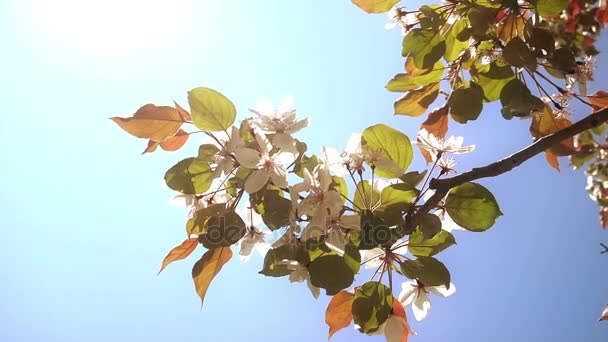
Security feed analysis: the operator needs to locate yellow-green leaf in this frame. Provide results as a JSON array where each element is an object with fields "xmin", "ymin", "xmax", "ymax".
[
  {"xmin": 192, "ymin": 247, "xmax": 233, "ymax": 305},
  {"xmin": 188, "ymin": 87, "xmax": 236, "ymax": 132},
  {"xmin": 361, "ymin": 124, "xmax": 413, "ymax": 178},
  {"xmin": 445, "ymin": 182, "xmax": 502, "ymax": 232},
  {"xmin": 351, "ymin": 0, "xmax": 400, "ymax": 14},
  {"xmin": 111, "ymin": 104, "xmax": 184, "ymax": 142}
]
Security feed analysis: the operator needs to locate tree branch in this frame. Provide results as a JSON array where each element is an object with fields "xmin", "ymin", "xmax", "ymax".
[{"xmin": 409, "ymin": 106, "xmax": 608, "ymax": 227}]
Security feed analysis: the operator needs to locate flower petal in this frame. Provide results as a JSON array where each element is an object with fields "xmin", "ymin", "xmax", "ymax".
[
  {"xmin": 244, "ymin": 169, "xmax": 269, "ymax": 194},
  {"xmin": 234, "ymin": 147, "xmax": 261, "ymax": 169},
  {"xmin": 412, "ymin": 291, "xmax": 431, "ymax": 321},
  {"xmin": 428, "ymin": 283, "xmax": 456, "ymax": 297},
  {"xmin": 398, "ymin": 281, "xmax": 417, "ymax": 306}
]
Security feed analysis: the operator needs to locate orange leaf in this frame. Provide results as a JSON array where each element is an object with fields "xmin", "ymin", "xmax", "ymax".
[
  {"xmin": 192, "ymin": 246, "xmax": 233, "ymax": 305},
  {"xmin": 174, "ymin": 100, "xmax": 192, "ymax": 121},
  {"xmin": 419, "ymin": 103, "xmax": 449, "ymax": 163},
  {"xmin": 392, "ymin": 298, "xmax": 410, "ymax": 342},
  {"xmin": 497, "ymin": 11, "xmax": 528, "ymax": 43},
  {"xmin": 601, "ymin": 209, "xmax": 608, "ymax": 230},
  {"xmin": 325, "ymin": 290, "xmax": 354, "ymax": 340},
  {"xmin": 142, "ymin": 139, "xmax": 160, "ymax": 154},
  {"xmin": 530, "ymin": 105, "xmax": 575, "ymax": 156},
  {"xmin": 545, "ymin": 150, "xmax": 560, "ymax": 172},
  {"xmin": 158, "ymin": 237, "xmax": 199, "ymax": 274},
  {"xmin": 588, "ymin": 90, "xmax": 608, "ymax": 112},
  {"xmin": 111, "ymin": 104, "xmax": 185, "ymax": 142},
  {"xmin": 160, "ymin": 129, "xmax": 190, "ymax": 151}
]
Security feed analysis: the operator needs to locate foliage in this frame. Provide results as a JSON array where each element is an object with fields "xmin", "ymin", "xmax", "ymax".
[{"xmin": 111, "ymin": 0, "xmax": 608, "ymax": 340}]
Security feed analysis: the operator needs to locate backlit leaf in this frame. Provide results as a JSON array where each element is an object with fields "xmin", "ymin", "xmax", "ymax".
[
  {"xmin": 502, "ymin": 37, "xmax": 537, "ymax": 70},
  {"xmin": 158, "ymin": 237, "xmax": 198, "ymax": 274},
  {"xmin": 198, "ymin": 211, "xmax": 247, "ymax": 248},
  {"xmin": 361, "ymin": 124, "xmax": 413, "ymax": 178},
  {"xmin": 188, "ymin": 87, "xmax": 236, "ymax": 132},
  {"xmin": 326, "ymin": 291, "xmax": 354, "ymax": 340},
  {"xmin": 588, "ymin": 90, "xmax": 608, "ymax": 112},
  {"xmin": 400, "ymin": 256, "xmax": 451, "ymax": 288},
  {"xmin": 352, "ymin": 282, "xmax": 393, "ymax": 334},
  {"xmin": 420, "ymin": 103, "xmax": 449, "ymax": 163},
  {"xmin": 309, "ymin": 255, "xmax": 355, "ymax": 295},
  {"xmin": 351, "ymin": 0, "xmax": 400, "ymax": 14},
  {"xmin": 449, "ymin": 83, "xmax": 484, "ymax": 123},
  {"xmin": 111, "ymin": 104, "xmax": 184, "ymax": 142},
  {"xmin": 535, "ymin": 0, "xmax": 568, "ymax": 16},
  {"xmin": 144, "ymin": 129, "xmax": 191, "ymax": 154},
  {"xmin": 408, "ymin": 229, "xmax": 456, "ymax": 256},
  {"xmin": 394, "ymin": 83, "xmax": 440, "ymax": 117},
  {"xmin": 545, "ymin": 150, "xmax": 560, "ymax": 172},
  {"xmin": 191, "ymin": 246, "xmax": 232, "ymax": 305},
  {"xmin": 530, "ymin": 105, "xmax": 576, "ymax": 156},
  {"xmin": 402, "ymin": 28, "xmax": 446, "ymax": 69},
  {"xmin": 164, "ymin": 158, "xmax": 215, "ymax": 194},
  {"xmin": 445, "ymin": 182, "xmax": 502, "ymax": 231}
]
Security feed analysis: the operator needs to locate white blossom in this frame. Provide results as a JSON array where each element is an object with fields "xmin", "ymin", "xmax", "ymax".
[
  {"xmin": 416, "ymin": 129, "xmax": 475, "ymax": 160},
  {"xmin": 249, "ymin": 94, "xmax": 309, "ymax": 150},
  {"xmin": 234, "ymin": 132, "xmax": 296, "ymax": 194},
  {"xmin": 278, "ymin": 260, "xmax": 320, "ymax": 299},
  {"xmin": 362, "ymin": 239, "xmax": 408, "ymax": 270},
  {"xmin": 237, "ymin": 208, "xmax": 270, "ymax": 262},
  {"xmin": 399, "ymin": 280, "xmax": 456, "ymax": 321},
  {"xmin": 567, "ymin": 56, "xmax": 596, "ymax": 96}
]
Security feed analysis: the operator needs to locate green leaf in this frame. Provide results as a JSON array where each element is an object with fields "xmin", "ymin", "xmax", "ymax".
[
  {"xmin": 535, "ymin": 0, "xmax": 568, "ymax": 16},
  {"xmin": 449, "ymin": 83, "xmax": 484, "ymax": 123},
  {"xmin": 350, "ymin": 0, "xmax": 400, "ymax": 14},
  {"xmin": 394, "ymin": 83, "xmax": 440, "ymax": 117},
  {"xmin": 502, "ymin": 37, "xmax": 537, "ymax": 70},
  {"xmin": 398, "ymin": 171, "xmax": 427, "ymax": 189},
  {"xmin": 361, "ymin": 124, "xmax": 413, "ymax": 178},
  {"xmin": 165, "ymin": 158, "xmax": 215, "ymax": 194},
  {"xmin": 352, "ymin": 281, "xmax": 393, "ymax": 334},
  {"xmin": 418, "ymin": 213, "xmax": 442, "ymax": 239},
  {"xmin": 444, "ymin": 19, "xmax": 471, "ymax": 62},
  {"xmin": 359, "ymin": 210, "xmax": 391, "ymax": 250},
  {"xmin": 400, "ymin": 256, "xmax": 451, "ymax": 288},
  {"xmin": 191, "ymin": 203, "xmax": 227, "ymax": 234},
  {"xmin": 402, "ymin": 28, "xmax": 446, "ymax": 69},
  {"xmin": 468, "ymin": 6, "xmax": 496, "ymax": 38},
  {"xmin": 408, "ymin": 229, "xmax": 456, "ymax": 256},
  {"xmin": 500, "ymin": 79, "xmax": 545, "ymax": 119},
  {"xmin": 261, "ymin": 190, "xmax": 292, "ymax": 230},
  {"xmin": 445, "ymin": 182, "xmax": 503, "ymax": 231},
  {"xmin": 344, "ymin": 244, "xmax": 361, "ymax": 274},
  {"xmin": 260, "ymin": 244, "xmax": 309, "ymax": 277},
  {"xmin": 188, "ymin": 87, "xmax": 236, "ymax": 132},
  {"xmin": 380, "ymin": 184, "xmax": 416, "ymax": 208},
  {"xmin": 474, "ymin": 62, "xmax": 514, "ymax": 102},
  {"xmin": 198, "ymin": 211, "xmax": 247, "ymax": 248},
  {"xmin": 529, "ymin": 28, "xmax": 555, "ymax": 56},
  {"xmin": 385, "ymin": 61, "xmax": 445, "ymax": 92},
  {"xmin": 548, "ymin": 47, "xmax": 577, "ymax": 75},
  {"xmin": 197, "ymin": 144, "xmax": 220, "ymax": 163},
  {"xmin": 354, "ymin": 181, "xmax": 381, "ymax": 211},
  {"xmin": 309, "ymin": 255, "xmax": 355, "ymax": 295}
]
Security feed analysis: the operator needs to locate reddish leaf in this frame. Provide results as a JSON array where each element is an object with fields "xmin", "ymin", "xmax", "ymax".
[
  {"xmin": 597, "ymin": 8, "xmax": 608, "ymax": 25},
  {"xmin": 351, "ymin": 0, "xmax": 400, "ymax": 14},
  {"xmin": 142, "ymin": 140, "xmax": 160, "ymax": 154},
  {"xmin": 601, "ymin": 209, "xmax": 608, "ymax": 230},
  {"xmin": 325, "ymin": 291, "xmax": 354, "ymax": 340},
  {"xmin": 545, "ymin": 150, "xmax": 560, "ymax": 172},
  {"xmin": 530, "ymin": 105, "xmax": 576, "ymax": 156},
  {"xmin": 391, "ymin": 298, "xmax": 410, "ymax": 342},
  {"xmin": 192, "ymin": 247, "xmax": 233, "ymax": 305},
  {"xmin": 419, "ymin": 103, "xmax": 449, "ymax": 163},
  {"xmin": 158, "ymin": 237, "xmax": 199, "ymax": 274},
  {"xmin": 588, "ymin": 90, "xmax": 608, "ymax": 112},
  {"xmin": 111, "ymin": 104, "xmax": 185, "ymax": 142},
  {"xmin": 142, "ymin": 129, "xmax": 190, "ymax": 155},
  {"xmin": 174, "ymin": 100, "xmax": 192, "ymax": 121},
  {"xmin": 160, "ymin": 129, "xmax": 190, "ymax": 151}
]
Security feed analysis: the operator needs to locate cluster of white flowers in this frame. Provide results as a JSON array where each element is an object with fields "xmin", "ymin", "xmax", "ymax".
[
  {"xmin": 385, "ymin": 6, "xmax": 419, "ymax": 35},
  {"xmin": 169, "ymin": 94, "xmax": 478, "ymax": 327}
]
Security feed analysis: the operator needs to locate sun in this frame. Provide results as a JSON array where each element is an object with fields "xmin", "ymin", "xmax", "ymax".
[{"xmin": 26, "ymin": 0, "xmax": 193, "ymax": 58}]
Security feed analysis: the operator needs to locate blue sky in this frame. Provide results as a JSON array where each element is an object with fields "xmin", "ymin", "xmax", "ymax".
[{"xmin": 0, "ymin": 0, "xmax": 607, "ymax": 341}]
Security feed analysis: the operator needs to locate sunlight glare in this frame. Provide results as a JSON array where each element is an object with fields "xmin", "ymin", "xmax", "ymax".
[{"xmin": 29, "ymin": 0, "xmax": 193, "ymax": 57}]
